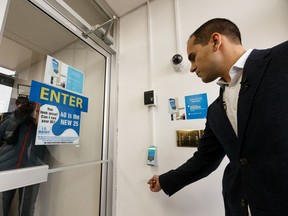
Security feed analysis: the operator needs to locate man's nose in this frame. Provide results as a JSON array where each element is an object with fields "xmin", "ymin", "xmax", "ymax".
[{"xmin": 190, "ymin": 64, "xmax": 196, "ymax": 73}]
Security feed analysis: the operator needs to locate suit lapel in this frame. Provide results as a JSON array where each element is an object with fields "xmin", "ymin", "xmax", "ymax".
[{"xmin": 237, "ymin": 49, "xmax": 271, "ymax": 146}]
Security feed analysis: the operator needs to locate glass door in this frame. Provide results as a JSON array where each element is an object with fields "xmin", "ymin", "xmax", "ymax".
[{"xmin": 0, "ymin": 0, "xmax": 115, "ymax": 215}]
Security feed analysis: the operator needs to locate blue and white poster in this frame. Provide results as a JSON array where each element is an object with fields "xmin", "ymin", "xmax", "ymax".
[
  {"xmin": 30, "ymin": 80, "xmax": 88, "ymax": 145},
  {"xmin": 185, "ymin": 93, "xmax": 208, "ymax": 120},
  {"xmin": 44, "ymin": 55, "xmax": 84, "ymax": 94}
]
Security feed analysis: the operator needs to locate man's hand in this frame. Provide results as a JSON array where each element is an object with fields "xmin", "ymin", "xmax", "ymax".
[{"xmin": 147, "ymin": 175, "xmax": 162, "ymax": 192}]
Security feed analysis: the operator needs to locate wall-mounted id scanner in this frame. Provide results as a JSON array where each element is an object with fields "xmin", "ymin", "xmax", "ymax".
[
  {"xmin": 147, "ymin": 146, "xmax": 156, "ymax": 166},
  {"xmin": 144, "ymin": 90, "xmax": 156, "ymax": 106}
]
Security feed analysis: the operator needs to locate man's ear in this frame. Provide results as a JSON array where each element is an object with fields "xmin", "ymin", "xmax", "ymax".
[{"xmin": 211, "ymin": 33, "xmax": 221, "ymax": 51}]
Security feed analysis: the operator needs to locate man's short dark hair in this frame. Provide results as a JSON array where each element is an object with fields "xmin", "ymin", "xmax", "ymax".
[{"xmin": 190, "ymin": 18, "xmax": 242, "ymax": 45}]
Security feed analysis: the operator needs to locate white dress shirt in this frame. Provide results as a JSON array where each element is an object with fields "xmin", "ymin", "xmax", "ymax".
[{"xmin": 217, "ymin": 49, "xmax": 253, "ymax": 136}]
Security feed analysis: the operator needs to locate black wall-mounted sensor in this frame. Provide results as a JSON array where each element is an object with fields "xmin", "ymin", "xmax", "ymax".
[{"xmin": 144, "ymin": 90, "xmax": 156, "ymax": 106}]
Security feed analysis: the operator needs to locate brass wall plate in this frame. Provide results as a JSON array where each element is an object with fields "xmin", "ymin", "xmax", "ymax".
[{"xmin": 176, "ymin": 129, "xmax": 204, "ymax": 147}]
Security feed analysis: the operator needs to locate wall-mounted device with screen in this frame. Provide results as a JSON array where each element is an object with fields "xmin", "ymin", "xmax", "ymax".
[{"xmin": 147, "ymin": 146, "xmax": 156, "ymax": 166}]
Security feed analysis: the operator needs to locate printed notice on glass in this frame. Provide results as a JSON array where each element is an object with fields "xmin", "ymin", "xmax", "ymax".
[
  {"xmin": 30, "ymin": 80, "xmax": 88, "ymax": 145},
  {"xmin": 44, "ymin": 55, "xmax": 84, "ymax": 94},
  {"xmin": 185, "ymin": 93, "xmax": 208, "ymax": 120}
]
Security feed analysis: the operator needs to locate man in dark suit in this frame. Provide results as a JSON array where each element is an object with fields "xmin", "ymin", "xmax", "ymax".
[{"xmin": 148, "ymin": 18, "xmax": 288, "ymax": 216}]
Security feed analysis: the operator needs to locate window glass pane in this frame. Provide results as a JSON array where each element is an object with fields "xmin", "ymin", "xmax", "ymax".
[
  {"xmin": 0, "ymin": 0, "xmax": 106, "ymax": 166},
  {"xmin": 36, "ymin": 165, "xmax": 102, "ymax": 215}
]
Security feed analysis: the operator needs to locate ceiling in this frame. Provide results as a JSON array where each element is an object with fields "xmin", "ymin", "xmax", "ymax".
[
  {"xmin": 0, "ymin": 0, "xmax": 147, "ymax": 74},
  {"xmin": 103, "ymin": 0, "xmax": 148, "ymax": 17}
]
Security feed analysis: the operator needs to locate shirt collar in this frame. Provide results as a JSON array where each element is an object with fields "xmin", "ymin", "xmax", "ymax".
[
  {"xmin": 233, "ymin": 49, "xmax": 253, "ymax": 69},
  {"xmin": 217, "ymin": 49, "xmax": 253, "ymax": 88}
]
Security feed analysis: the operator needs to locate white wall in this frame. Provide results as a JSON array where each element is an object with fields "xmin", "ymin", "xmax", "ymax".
[{"xmin": 116, "ymin": 0, "xmax": 288, "ymax": 216}]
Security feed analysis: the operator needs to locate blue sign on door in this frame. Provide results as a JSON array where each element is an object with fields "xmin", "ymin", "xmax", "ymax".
[{"xmin": 185, "ymin": 93, "xmax": 208, "ymax": 120}]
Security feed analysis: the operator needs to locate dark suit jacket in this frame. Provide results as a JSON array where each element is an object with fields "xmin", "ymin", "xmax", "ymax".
[{"xmin": 159, "ymin": 41, "xmax": 288, "ymax": 216}]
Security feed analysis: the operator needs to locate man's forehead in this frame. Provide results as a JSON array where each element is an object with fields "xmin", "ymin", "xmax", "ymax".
[
  {"xmin": 188, "ymin": 35, "xmax": 197, "ymax": 43},
  {"xmin": 188, "ymin": 35, "xmax": 197, "ymax": 45},
  {"xmin": 187, "ymin": 37, "xmax": 197, "ymax": 52}
]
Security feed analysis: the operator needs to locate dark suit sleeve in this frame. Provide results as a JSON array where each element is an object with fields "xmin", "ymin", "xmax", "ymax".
[{"xmin": 159, "ymin": 116, "xmax": 225, "ymax": 196}]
